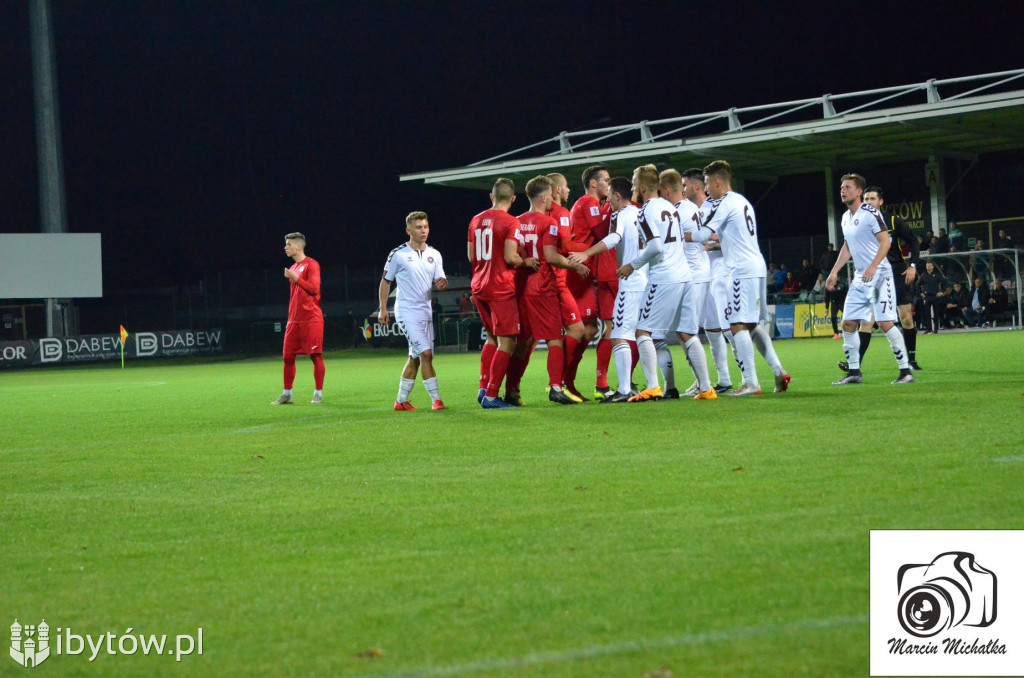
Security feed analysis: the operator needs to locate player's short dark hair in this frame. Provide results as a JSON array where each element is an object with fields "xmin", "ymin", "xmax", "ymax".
[
  {"xmin": 405, "ymin": 211, "xmax": 428, "ymax": 227},
  {"xmin": 658, "ymin": 169, "xmax": 682, "ymax": 192},
  {"xmin": 285, "ymin": 232, "xmax": 306, "ymax": 245},
  {"xmin": 703, "ymin": 160, "xmax": 732, "ymax": 182},
  {"xmin": 581, "ymin": 165, "xmax": 607, "ymax": 191},
  {"xmin": 682, "ymin": 168, "xmax": 705, "ymax": 184},
  {"xmin": 525, "ymin": 175, "xmax": 553, "ymax": 200},
  {"xmin": 841, "ymin": 173, "xmax": 867, "ymax": 190},
  {"xmin": 491, "ymin": 178, "xmax": 516, "ymax": 203},
  {"xmin": 864, "ymin": 185, "xmax": 883, "ymax": 199},
  {"xmin": 609, "ymin": 177, "xmax": 632, "ymax": 201}
]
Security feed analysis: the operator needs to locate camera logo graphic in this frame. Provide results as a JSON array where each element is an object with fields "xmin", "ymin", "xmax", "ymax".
[{"xmin": 897, "ymin": 551, "xmax": 997, "ymax": 638}]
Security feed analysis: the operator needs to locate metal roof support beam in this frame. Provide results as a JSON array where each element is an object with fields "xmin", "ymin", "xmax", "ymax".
[
  {"xmin": 926, "ymin": 79, "xmax": 941, "ymax": 104},
  {"xmin": 558, "ymin": 131, "xmax": 572, "ymax": 154},
  {"xmin": 824, "ymin": 167, "xmax": 839, "ymax": 250},
  {"xmin": 822, "ymin": 94, "xmax": 837, "ymax": 118},
  {"xmin": 925, "ymin": 155, "xmax": 947, "ymax": 235},
  {"xmin": 727, "ymin": 108, "xmax": 741, "ymax": 131},
  {"xmin": 639, "ymin": 121, "xmax": 653, "ymax": 143}
]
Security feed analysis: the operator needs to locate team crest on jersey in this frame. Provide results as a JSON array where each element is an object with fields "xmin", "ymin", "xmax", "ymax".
[
  {"xmin": 590, "ymin": 206, "xmax": 600, "ymax": 216},
  {"xmin": 854, "ymin": 219, "xmax": 860, "ymax": 226},
  {"xmin": 427, "ymin": 256, "xmax": 434, "ymax": 263}
]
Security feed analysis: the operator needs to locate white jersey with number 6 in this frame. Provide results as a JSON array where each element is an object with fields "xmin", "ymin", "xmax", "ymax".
[{"xmin": 703, "ymin": 192, "xmax": 767, "ymax": 279}]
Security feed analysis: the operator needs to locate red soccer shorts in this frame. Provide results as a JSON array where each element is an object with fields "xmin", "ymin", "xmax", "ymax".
[
  {"xmin": 283, "ymin": 321, "xmax": 324, "ymax": 357},
  {"xmin": 597, "ymin": 279, "xmax": 620, "ymax": 321},
  {"xmin": 567, "ymin": 273, "xmax": 597, "ymax": 321},
  {"xmin": 557, "ymin": 281, "xmax": 581, "ymax": 327},
  {"xmin": 474, "ymin": 297, "xmax": 520, "ymax": 337},
  {"xmin": 520, "ymin": 294, "xmax": 562, "ymax": 342}
]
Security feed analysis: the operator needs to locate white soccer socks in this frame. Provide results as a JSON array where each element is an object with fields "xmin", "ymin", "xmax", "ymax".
[
  {"xmin": 636, "ymin": 335, "xmax": 660, "ymax": 391},
  {"xmin": 423, "ymin": 376, "xmax": 440, "ymax": 401},
  {"xmin": 842, "ymin": 330, "xmax": 862, "ymax": 371},
  {"xmin": 612, "ymin": 342, "xmax": 632, "ymax": 395},
  {"xmin": 655, "ymin": 340, "xmax": 675, "ymax": 391},
  {"xmin": 707, "ymin": 330, "xmax": 733, "ymax": 387},
  {"xmin": 683, "ymin": 336, "xmax": 712, "ymax": 393},
  {"xmin": 884, "ymin": 325, "xmax": 910, "ymax": 370},
  {"xmin": 730, "ymin": 330, "xmax": 759, "ymax": 388},
  {"xmin": 751, "ymin": 325, "xmax": 785, "ymax": 377},
  {"xmin": 397, "ymin": 377, "xmax": 415, "ymax": 403}
]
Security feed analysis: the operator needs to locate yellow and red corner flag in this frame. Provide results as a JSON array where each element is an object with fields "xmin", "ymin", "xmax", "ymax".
[{"xmin": 119, "ymin": 325, "xmax": 129, "ymax": 369}]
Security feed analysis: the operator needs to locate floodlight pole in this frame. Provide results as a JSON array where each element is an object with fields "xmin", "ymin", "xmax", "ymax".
[{"xmin": 30, "ymin": 0, "xmax": 70, "ymax": 338}]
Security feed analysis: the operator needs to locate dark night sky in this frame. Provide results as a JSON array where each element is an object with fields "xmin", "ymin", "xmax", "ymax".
[{"xmin": 1, "ymin": 1, "xmax": 1022, "ymax": 291}]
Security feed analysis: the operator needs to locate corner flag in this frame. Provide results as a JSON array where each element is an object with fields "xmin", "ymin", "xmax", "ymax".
[{"xmin": 119, "ymin": 325, "xmax": 129, "ymax": 369}]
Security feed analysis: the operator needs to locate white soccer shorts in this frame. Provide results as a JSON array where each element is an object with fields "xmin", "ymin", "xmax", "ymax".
[
  {"xmin": 610, "ymin": 288, "xmax": 644, "ymax": 341},
  {"xmin": 637, "ymin": 280, "xmax": 687, "ymax": 335},
  {"xmin": 723, "ymin": 276, "xmax": 768, "ymax": 326},
  {"xmin": 677, "ymin": 280, "xmax": 709, "ymax": 336},
  {"xmin": 843, "ymin": 272, "xmax": 899, "ymax": 323},
  {"xmin": 703, "ymin": 277, "xmax": 726, "ymax": 330},
  {"xmin": 396, "ymin": 312, "xmax": 434, "ymax": 358}
]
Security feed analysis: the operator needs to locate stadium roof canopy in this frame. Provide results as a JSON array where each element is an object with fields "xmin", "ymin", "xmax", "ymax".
[{"xmin": 400, "ymin": 69, "xmax": 1024, "ymax": 190}]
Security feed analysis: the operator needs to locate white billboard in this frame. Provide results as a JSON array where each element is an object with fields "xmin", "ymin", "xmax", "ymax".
[{"xmin": 0, "ymin": 233, "xmax": 103, "ymax": 298}]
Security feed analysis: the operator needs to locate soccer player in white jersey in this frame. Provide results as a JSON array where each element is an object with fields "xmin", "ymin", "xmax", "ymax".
[
  {"xmin": 568, "ymin": 176, "xmax": 647, "ymax": 402},
  {"xmin": 683, "ymin": 167, "xmax": 735, "ymax": 394},
  {"xmin": 825, "ymin": 173, "xmax": 913, "ymax": 385},
  {"xmin": 689, "ymin": 160, "xmax": 790, "ymax": 396},
  {"xmin": 657, "ymin": 169, "xmax": 720, "ymax": 399},
  {"xmin": 378, "ymin": 211, "xmax": 449, "ymax": 410},
  {"xmin": 619, "ymin": 164, "xmax": 716, "ymax": 402}
]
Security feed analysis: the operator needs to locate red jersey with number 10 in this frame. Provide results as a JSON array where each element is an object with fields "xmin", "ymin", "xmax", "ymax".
[
  {"xmin": 287, "ymin": 256, "xmax": 323, "ymax": 323},
  {"xmin": 468, "ymin": 209, "xmax": 521, "ymax": 301}
]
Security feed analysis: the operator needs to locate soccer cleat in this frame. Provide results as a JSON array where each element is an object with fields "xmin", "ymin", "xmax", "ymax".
[
  {"xmin": 774, "ymin": 373, "xmax": 791, "ymax": 393},
  {"xmin": 601, "ymin": 391, "xmax": 631, "ymax": 403},
  {"xmin": 564, "ymin": 383, "xmax": 589, "ymax": 402},
  {"xmin": 833, "ymin": 333, "xmax": 840, "ymax": 339},
  {"xmin": 477, "ymin": 388, "xmax": 486, "ymax": 404},
  {"xmin": 310, "ymin": 393, "xmax": 322, "ymax": 404},
  {"xmin": 627, "ymin": 387, "xmax": 663, "ymax": 402},
  {"xmin": 728, "ymin": 383, "xmax": 763, "ymax": 396},
  {"xmin": 270, "ymin": 394, "xmax": 293, "ymax": 405},
  {"xmin": 832, "ymin": 374, "xmax": 863, "ymax": 385},
  {"xmin": 559, "ymin": 384, "xmax": 583, "ymax": 403},
  {"xmin": 694, "ymin": 388, "xmax": 719, "ymax": 400},
  {"xmin": 663, "ymin": 387, "xmax": 681, "ymax": 399},
  {"xmin": 714, "ymin": 383, "xmax": 734, "ymax": 394},
  {"xmin": 909, "ymin": 361, "xmax": 923, "ymax": 371},
  {"xmin": 394, "ymin": 400, "xmax": 418, "ymax": 411},
  {"xmin": 837, "ymin": 361, "xmax": 850, "ymax": 373},
  {"xmin": 594, "ymin": 387, "xmax": 616, "ymax": 401},
  {"xmin": 503, "ymin": 391, "xmax": 524, "ymax": 407},
  {"xmin": 481, "ymin": 396, "xmax": 514, "ymax": 409},
  {"xmin": 682, "ymin": 381, "xmax": 700, "ymax": 397},
  {"xmin": 431, "ymin": 399, "xmax": 446, "ymax": 410},
  {"xmin": 548, "ymin": 388, "xmax": 577, "ymax": 405},
  {"xmin": 891, "ymin": 372, "xmax": 915, "ymax": 385}
]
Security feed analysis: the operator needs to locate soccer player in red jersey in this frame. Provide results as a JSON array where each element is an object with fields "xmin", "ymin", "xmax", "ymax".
[
  {"xmin": 564, "ymin": 165, "xmax": 612, "ymax": 400},
  {"xmin": 467, "ymin": 178, "xmax": 539, "ymax": 409},
  {"xmin": 545, "ymin": 172, "xmax": 588, "ymax": 400},
  {"xmin": 505, "ymin": 176, "xmax": 590, "ymax": 405},
  {"xmin": 271, "ymin": 232, "xmax": 325, "ymax": 405}
]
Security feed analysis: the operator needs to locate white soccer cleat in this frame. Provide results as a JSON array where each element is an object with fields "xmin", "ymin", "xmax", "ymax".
[
  {"xmin": 891, "ymin": 373, "xmax": 915, "ymax": 385},
  {"xmin": 682, "ymin": 381, "xmax": 700, "ymax": 397},
  {"xmin": 270, "ymin": 394, "xmax": 293, "ymax": 405},
  {"xmin": 310, "ymin": 393, "xmax": 323, "ymax": 404},
  {"xmin": 832, "ymin": 374, "xmax": 863, "ymax": 385},
  {"xmin": 728, "ymin": 383, "xmax": 763, "ymax": 397}
]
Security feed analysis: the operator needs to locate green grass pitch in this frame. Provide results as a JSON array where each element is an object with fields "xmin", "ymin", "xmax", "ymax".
[{"xmin": 2, "ymin": 331, "xmax": 1022, "ymax": 676}]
